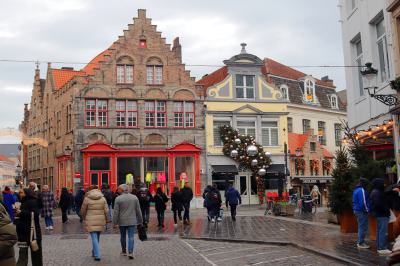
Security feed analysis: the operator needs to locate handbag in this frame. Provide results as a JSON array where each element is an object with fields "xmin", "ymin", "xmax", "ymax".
[
  {"xmin": 390, "ymin": 209, "xmax": 397, "ymax": 224},
  {"xmin": 30, "ymin": 211, "xmax": 39, "ymax": 252},
  {"xmin": 137, "ymin": 224, "xmax": 147, "ymax": 241}
]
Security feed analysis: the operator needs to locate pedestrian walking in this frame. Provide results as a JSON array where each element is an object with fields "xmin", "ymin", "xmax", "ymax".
[
  {"xmin": 81, "ymin": 185, "xmax": 109, "ymax": 261},
  {"xmin": 28, "ymin": 182, "xmax": 42, "ymax": 210},
  {"xmin": 68, "ymin": 189, "xmax": 74, "ymax": 215},
  {"xmin": 225, "ymin": 184, "xmax": 241, "ymax": 221},
  {"xmin": 40, "ymin": 185, "xmax": 55, "ymax": 230},
  {"xmin": 0, "ymin": 196, "xmax": 17, "ymax": 266},
  {"xmin": 202, "ymin": 185, "xmax": 212, "ymax": 221},
  {"xmin": 59, "ymin": 188, "xmax": 71, "ymax": 224},
  {"xmin": 101, "ymin": 184, "xmax": 113, "ymax": 220},
  {"xmin": 74, "ymin": 188, "xmax": 85, "ymax": 223},
  {"xmin": 113, "ymin": 184, "xmax": 143, "ymax": 259},
  {"xmin": 370, "ymin": 178, "xmax": 392, "ymax": 255},
  {"xmin": 171, "ymin": 186, "xmax": 183, "ymax": 226},
  {"xmin": 137, "ymin": 185, "xmax": 152, "ymax": 228},
  {"xmin": 352, "ymin": 177, "xmax": 371, "ymax": 249},
  {"xmin": 206, "ymin": 184, "xmax": 222, "ymax": 222},
  {"xmin": 2, "ymin": 186, "xmax": 16, "ymax": 222},
  {"xmin": 14, "ymin": 188, "xmax": 43, "ymax": 266},
  {"xmin": 181, "ymin": 182, "xmax": 193, "ymax": 225},
  {"xmin": 154, "ymin": 187, "xmax": 168, "ymax": 228}
]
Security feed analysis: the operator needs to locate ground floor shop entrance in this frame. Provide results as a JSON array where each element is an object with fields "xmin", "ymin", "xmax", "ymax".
[
  {"xmin": 81, "ymin": 141, "xmax": 202, "ymax": 196},
  {"xmin": 235, "ymin": 172, "xmax": 258, "ymax": 205}
]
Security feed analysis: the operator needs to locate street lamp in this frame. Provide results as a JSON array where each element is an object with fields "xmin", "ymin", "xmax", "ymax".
[
  {"xmin": 15, "ymin": 163, "xmax": 22, "ymax": 186},
  {"xmin": 361, "ymin": 62, "xmax": 398, "ymax": 106},
  {"xmin": 64, "ymin": 146, "xmax": 72, "ymax": 156}
]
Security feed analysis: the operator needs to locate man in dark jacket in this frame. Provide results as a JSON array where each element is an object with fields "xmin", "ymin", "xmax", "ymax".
[
  {"xmin": 0, "ymin": 195, "xmax": 17, "ymax": 266},
  {"xmin": 101, "ymin": 184, "xmax": 113, "ymax": 220},
  {"xmin": 137, "ymin": 185, "xmax": 152, "ymax": 228},
  {"xmin": 74, "ymin": 188, "xmax": 85, "ymax": 222},
  {"xmin": 225, "ymin": 184, "xmax": 241, "ymax": 221},
  {"xmin": 352, "ymin": 177, "xmax": 371, "ymax": 249},
  {"xmin": 370, "ymin": 178, "xmax": 391, "ymax": 255},
  {"xmin": 59, "ymin": 187, "xmax": 71, "ymax": 223},
  {"xmin": 181, "ymin": 182, "xmax": 193, "ymax": 225},
  {"xmin": 208, "ymin": 185, "xmax": 222, "ymax": 222}
]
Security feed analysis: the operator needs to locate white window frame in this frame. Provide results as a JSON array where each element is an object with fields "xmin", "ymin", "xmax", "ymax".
[
  {"xmin": 330, "ymin": 94, "xmax": 338, "ymax": 109},
  {"xmin": 236, "ymin": 118, "xmax": 257, "ymax": 139},
  {"xmin": 352, "ymin": 36, "xmax": 364, "ymax": 96},
  {"xmin": 318, "ymin": 121, "xmax": 326, "ymax": 146},
  {"xmin": 304, "ymin": 79, "xmax": 316, "ymax": 103},
  {"xmin": 213, "ymin": 118, "xmax": 231, "ymax": 147},
  {"xmin": 280, "ymin": 85, "xmax": 289, "ymax": 101},
  {"xmin": 261, "ymin": 120, "xmax": 279, "ymax": 147},
  {"xmin": 236, "ymin": 75, "xmax": 255, "ymax": 99},
  {"xmin": 375, "ymin": 17, "xmax": 390, "ymax": 82}
]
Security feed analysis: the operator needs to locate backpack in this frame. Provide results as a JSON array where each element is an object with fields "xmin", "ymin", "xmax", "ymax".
[
  {"xmin": 207, "ymin": 191, "xmax": 219, "ymax": 204},
  {"xmin": 138, "ymin": 190, "xmax": 149, "ymax": 202}
]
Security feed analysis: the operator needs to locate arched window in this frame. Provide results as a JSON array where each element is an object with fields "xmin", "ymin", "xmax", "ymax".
[
  {"xmin": 330, "ymin": 94, "xmax": 338, "ymax": 109},
  {"xmin": 304, "ymin": 79, "xmax": 315, "ymax": 103},
  {"xmin": 116, "ymin": 56, "xmax": 134, "ymax": 84},
  {"xmin": 146, "ymin": 57, "xmax": 163, "ymax": 85},
  {"xmin": 280, "ymin": 85, "xmax": 289, "ymax": 100}
]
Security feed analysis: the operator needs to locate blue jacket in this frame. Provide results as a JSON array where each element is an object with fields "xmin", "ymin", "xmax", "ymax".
[
  {"xmin": 352, "ymin": 185, "xmax": 370, "ymax": 213},
  {"xmin": 225, "ymin": 187, "xmax": 241, "ymax": 206},
  {"xmin": 2, "ymin": 192, "xmax": 16, "ymax": 221}
]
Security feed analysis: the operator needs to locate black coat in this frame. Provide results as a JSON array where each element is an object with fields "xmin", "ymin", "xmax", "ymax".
[
  {"xmin": 153, "ymin": 192, "xmax": 168, "ymax": 212},
  {"xmin": 59, "ymin": 192, "xmax": 71, "ymax": 210},
  {"xmin": 15, "ymin": 193, "xmax": 41, "ymax": 243},
  {"xmin": 370, "ymin": 178, "xmax": 390, "ymax": 218},
  {"xmin": 181, "ymin": 187, "xmax": 193, "ymax": 203},
  {"xmin": 171, "ymin": 191, "xmax": 183, "ymax": 211}
]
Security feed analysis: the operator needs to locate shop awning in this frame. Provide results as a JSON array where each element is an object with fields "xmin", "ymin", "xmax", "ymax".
[
  {"xmin": 212, "ymin": 165, "xmax": 238, "ymax": 174},
  {"xmin": 266, "ymin": 164, "xmax": 289, "ymax": 176}
]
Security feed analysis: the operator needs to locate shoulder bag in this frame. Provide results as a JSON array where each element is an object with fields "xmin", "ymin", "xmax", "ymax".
[{"xmin": 30, "ymin": 211, "xmax": 39, "ymax": 251}]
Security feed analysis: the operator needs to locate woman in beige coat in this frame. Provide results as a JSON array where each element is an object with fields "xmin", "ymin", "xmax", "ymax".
[{"xmin": 81, "ymin": 186, "xmax": 109, "ymax": 261}]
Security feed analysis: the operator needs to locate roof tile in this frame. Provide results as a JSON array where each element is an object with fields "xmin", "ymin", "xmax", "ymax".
[{"xmin": 52, "ymin": 69, "xmax": 85, "ymax": 90}]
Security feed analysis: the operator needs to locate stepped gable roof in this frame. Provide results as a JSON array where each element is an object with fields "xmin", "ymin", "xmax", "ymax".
[
  {"xmin": 263, "ymin": 58, "xmax": 335, "ymax": 88},
  {"xmin": 51, "ymin": 68, "xmax": 86, "ymax": 90},
  {"xmin": 82, "ymin": 43, "xmax": 116, "ymax": 76},
  {"xmin": 288, "ymin": 132, "xmax": 333, "ymax": 158}
]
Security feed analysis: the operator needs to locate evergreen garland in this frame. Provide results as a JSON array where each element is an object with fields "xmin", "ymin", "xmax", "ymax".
[{"xmin": 219, "ymin": 125, "xmax": 272, "ymax": 203}]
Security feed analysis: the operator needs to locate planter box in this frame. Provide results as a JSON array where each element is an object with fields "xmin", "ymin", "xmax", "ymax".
[
  {"xmin": 339, "ymin": 210, "xmax": 358, "ymax": 233},
  {"xmin": 368, "ymin": 216, "xmax": 395, "ymax": 242}
]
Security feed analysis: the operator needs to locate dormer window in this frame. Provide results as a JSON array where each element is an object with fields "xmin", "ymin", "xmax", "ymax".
[
  {"xmin": 330, "ymin": 94, "xmax": 338, "ymax": 109},
  {"xmin": 236, "ymin": 74, "xmax": 255, "ymax": 99},
  {"xmin": 304, "ymin": 79, "xmax": 315, "ymax": 103},
  {"xmin": 280, "ymin": 85, "xmax": 289, "ymax": 101}
]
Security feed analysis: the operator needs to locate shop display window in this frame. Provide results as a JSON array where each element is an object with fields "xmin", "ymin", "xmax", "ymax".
[{"xmin": 175, "ymin": 157, "xmax": 194, "ymax": 188}]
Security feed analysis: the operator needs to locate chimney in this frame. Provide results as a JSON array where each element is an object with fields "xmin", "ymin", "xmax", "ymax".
[
  {"xmin": 172, "ymin": 37, "xmax": 182, "ymax": 63},
  {"xmin": 138, "ymin": 9, "xmax": 146, "ymax": 19},
  {"xmin": 321, "ymin": 75, "xmax": 334, "ymax": 86}
]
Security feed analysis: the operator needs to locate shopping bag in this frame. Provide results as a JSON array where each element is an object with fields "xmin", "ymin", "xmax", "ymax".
[
  {"xmin": 137, "ymin": 225, "xmax": 147, "ymax": 241},
  {"xmin": 390, "ymin": 210, "xmax": 397, "ymax": 223}
]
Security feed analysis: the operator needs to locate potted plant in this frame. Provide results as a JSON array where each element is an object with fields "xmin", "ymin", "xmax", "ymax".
[{"xmin": 329, "ymin": 147, "xmax": 358, "ymax": 232}]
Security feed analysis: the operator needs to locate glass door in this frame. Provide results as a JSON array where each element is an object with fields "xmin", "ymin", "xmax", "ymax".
[
  {"xmin": 236, "ymin": 173, "xmax": 258, "ymax": 205},
  {"xmin": 89, "ymin": 171, "xmax": 110, "ymax": 189}
]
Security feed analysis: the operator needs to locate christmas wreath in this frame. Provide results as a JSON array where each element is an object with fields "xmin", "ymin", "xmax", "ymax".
[{"xmin": 219, "ymin": 125, "xmax": 271, "ymax": 204}]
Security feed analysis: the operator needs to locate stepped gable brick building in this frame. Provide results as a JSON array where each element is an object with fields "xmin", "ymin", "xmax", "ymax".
[{"xmin": 22, "ymin": 9, "xmax": 206, "ymax": 202}]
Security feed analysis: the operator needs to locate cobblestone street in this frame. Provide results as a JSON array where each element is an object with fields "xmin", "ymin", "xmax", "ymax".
[{"xmin": 17, "ymin": 206, "xmax": 386, "ymax": 265}]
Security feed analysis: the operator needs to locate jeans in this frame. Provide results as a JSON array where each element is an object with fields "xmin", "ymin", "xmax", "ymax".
[
  {"xmin": 119, "ymin": 226, "xmax": 135, "ymax": 254},
  {"xmin": 183, "ymin": 202, "xmax": 190, "ymax": 221},
  {"xmin": 376, "ymin": 216, "xmax": 389, "ymax": 250},
  {"xmin": 61, "ymin": 208, "xmax": 68, "ymax": 223},
  {"xmin": 156, "ymin": 210, "xmax": 165, "ymax": 226},
  {"xmin": 173, "ymin": 209, "xmax": 182, "ymax": 224},
  {"xmin": 354, "ymin": 211, "xmax": 368, "ymax": 245},
  {"xmin": 90, "ymin": 232, "xmax": 101, "ymax": 259},
  {"xmin": 44, "ymin": 215, "xmax": 54, "ymax": 227},
  {"xmin": 230, "ymin": 204, "xmax": 237, "ymax": 219},
  {"xmin": 17, "ymin": 240, "xmax": 43, "ymax": 266}
]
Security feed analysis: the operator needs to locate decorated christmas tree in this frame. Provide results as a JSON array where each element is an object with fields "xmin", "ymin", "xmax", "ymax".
[{"xmin": 219, "ymin": 125, "xmax": 271, "ymax": 204}]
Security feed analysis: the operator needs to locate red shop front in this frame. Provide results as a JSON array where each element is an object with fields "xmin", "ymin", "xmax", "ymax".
[{"xmin": 81, "ymin": 141, "xmax": 202, "ymax": 196}]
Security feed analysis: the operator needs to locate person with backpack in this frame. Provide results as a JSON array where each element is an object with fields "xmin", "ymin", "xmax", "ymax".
[
  {"xmin": 171, "ymin": 186, "xmax": 183, "ymax": 226},
  {"xmin": 137, "ymin": 184, "xmax": 152, "ymax": 228},
  {"xmin": 207, "ymin": 184, "xmax": 222, "ymax": 222},
  {"xmin": 101, "ymin": 184, "xmax": 113, "ymax": 220},
  {"xmin": 225, "ymin": 184, "xmax": 241, "ymax": 221},
  {"xmin": 202, "ymin": 185, "xmax": 212, "ymax": 221},
  {"xmin": 154, "ymin": 187, "xmax": 168, "ymax": 228},
  {"xmin": 181, "ymin": 182, "xmax": 193, "ymax": 225},
  {"xmin": 0, "ymin": 194, "xmax": 17, "ymax": 266}
]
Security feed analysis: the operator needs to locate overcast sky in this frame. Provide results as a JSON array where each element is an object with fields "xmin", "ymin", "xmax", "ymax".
[{"xmin": 0, "ymin": 0, "xmax": 345, "ymax": 143}]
